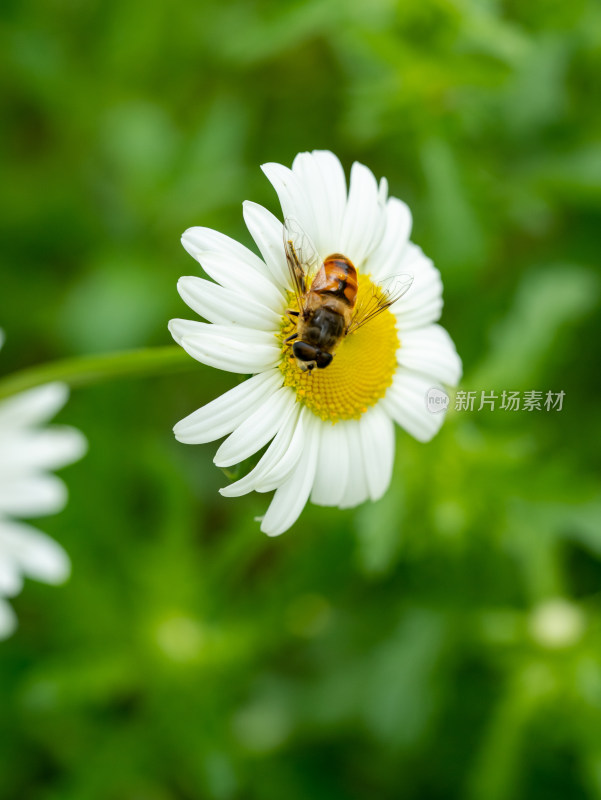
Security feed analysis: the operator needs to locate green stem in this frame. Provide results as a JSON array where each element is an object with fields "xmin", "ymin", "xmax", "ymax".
[{"xmin": 0, "ymin": 346, "xmax": 194, "ymax": 400}]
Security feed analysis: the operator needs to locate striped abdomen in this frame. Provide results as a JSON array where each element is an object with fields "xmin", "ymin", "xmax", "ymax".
[{"xmin": 310, "ymin": 254, "xmax": 358, "ymax": 310}]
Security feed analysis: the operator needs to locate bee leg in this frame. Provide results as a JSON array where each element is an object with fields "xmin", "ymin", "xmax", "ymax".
[
  {"xmin": 284, "ymin": 333, "xmax": 298, "ymax": 344},
  {"xmin": 286, "ymin": 309, "xmax": 299, "ymax": 323}
]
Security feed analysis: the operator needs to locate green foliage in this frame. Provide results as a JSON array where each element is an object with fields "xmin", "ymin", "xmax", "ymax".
[{"xmin": 1, "ymin": 0, "xmax": 600, "ymax": 798}]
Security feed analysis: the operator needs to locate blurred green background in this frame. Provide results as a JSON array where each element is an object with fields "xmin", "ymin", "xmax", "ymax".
[{"xmin": 1, "ymin": 0, "xmax": 601, "ymax": 798}]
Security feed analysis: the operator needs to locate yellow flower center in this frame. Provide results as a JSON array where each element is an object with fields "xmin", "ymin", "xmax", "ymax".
[{"xmin": 278, "ymin": 273, "xmax": 399, "ymax": 422}]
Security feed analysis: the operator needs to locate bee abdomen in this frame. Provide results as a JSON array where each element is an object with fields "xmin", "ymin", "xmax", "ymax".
[{"xmin": 312, "ymin": 254, "xmax": 358, "ymax": 307}]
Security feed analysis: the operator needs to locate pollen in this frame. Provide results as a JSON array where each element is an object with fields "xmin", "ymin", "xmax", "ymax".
[{"xmin": 278, "ymin": 274, "xmax": 399, "ymax": 423}]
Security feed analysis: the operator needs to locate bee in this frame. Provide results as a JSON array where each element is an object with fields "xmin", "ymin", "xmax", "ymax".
[{"xmin": 283, "ymin": 218, "xmax": 413, "ymax": 372}]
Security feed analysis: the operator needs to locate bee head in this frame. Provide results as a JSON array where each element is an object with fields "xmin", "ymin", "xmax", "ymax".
[{"xmin": 292, "ymin": 341, "xmax": 333, "ymax": 372}]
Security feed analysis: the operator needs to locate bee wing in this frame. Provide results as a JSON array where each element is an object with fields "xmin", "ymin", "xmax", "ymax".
[
  {"xmin": 283, "ymin": 217, "xmax": 324, "ymax": 307},
  {"xmin": 346, "ymin": 273, "xmax": 413, "ymax": 335}
]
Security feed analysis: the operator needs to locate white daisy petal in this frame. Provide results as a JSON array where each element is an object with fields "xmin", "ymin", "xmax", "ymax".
[
  {"xmin": 261, "ymin": 161, "xmax": 319, "ymax": 244},
  {"xmin": 0, "ymin": 557, "xmax": 23, "ymax": 597},
  {"xmin": 260, "ymin": 415, "xmax": 320, "ymax": 537},
  {"xmin": 368, "ymin": 197, "xmax": 413, "ymax": 282},
  {"xmin": 381, "ymin": 370, "xmax": 448, "ymax": 442},
  {"xmin": 290, "ymin": 151, "xmax": 347, "ymax": 255},
  {"xmin": 252, "ymin": 412, "xmax": 306, "ymax": 493},
  {"xmin": 0, "ymin": 520, "xmax": 71, "ymax": 584},
  {"xmin": 177, "ymin": 276, "xmax": 282, "ymax": 330},
  {"xmin": 0, "ymin": 598, "xmax": 17, "ymax": 641},
  {"xmin": 0, "ymin": 338, "xmax": 84, "ymax": 639},
  {"xmin": 182, "ymin": 226, "xmax": 268, "ymax": 279},
  {"xmin": 0, "ymin": 382, "xmax": 68, "ymax": 428},
  {"xmin": 0, "ymin": 474, "xmax": 67, "ymax": 517},
  {"xmin": 392, "ymin": 245, "xmax": 444, "ymax": 330},
  {"xmin": 219, "ymin": 404, "xmax": 303, "ymax": 497},
  {"xmin": 310, "ymin": 420, "xmax": 350, "ymax": 507},
  {"xmin": 398, "ymin": 299, "xmax": 445, "ymax": 331},
  {"xmin": 359, "ymin": 406, "xmax": 396, "ymax": 502},
  {"xmin": 243, "ymin": 201, "xmax": 290, "ymax": 290},
  {"xmin": 181, "ymin": 227, "xmax": 285, "ymax": 309},
  {"xmin": 379, "ymin": 177, "xmax": 389, "ymax": 204},
  {"xmin": 339, "ymin": 421, "xmax": 370, "ymax": 509},
  {"xmin": 214, "ymin": 386, "xmax": 296, "ymax": 468},
  {"xmin": 340, "ymin": 162, "xmax": 386, "ymax": 266},
  {"xmin": 397, "ymin": 324, "xmax": 462, "ymax": 386},
  {"xmin": 168, "ymin": 319, "xmax": 280, "ymax": 374},
  {"xmin": 173, "ymin": 370, "xmax": 282, "ymax": 445},
  {"xmin": 0, "ymin": 427, "xmax": 87, "ymax": 475}
]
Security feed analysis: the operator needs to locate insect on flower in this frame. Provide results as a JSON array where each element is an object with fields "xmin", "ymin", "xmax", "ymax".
[{"xmin": 283, "ymin": 217, "xmax": 413, "ymax": 372}]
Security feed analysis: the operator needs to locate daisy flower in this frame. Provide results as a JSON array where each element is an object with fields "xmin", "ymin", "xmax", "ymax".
[
  {"xmin": 169, "ymin": 151, "xmax": 461, "ymax": 536},
  {"xmin": 0, "ymin": 331, "xmax": 87, "ymax": 639}
]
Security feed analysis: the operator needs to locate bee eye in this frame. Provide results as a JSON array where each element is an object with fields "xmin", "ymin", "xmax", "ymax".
[
  {"xmin": 315, "ymin": 351, "xmax": 333, "ymax": 369},
  {"xmin": 293, "ymin": 341, "xmax": 318, "ymax": 362}
]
